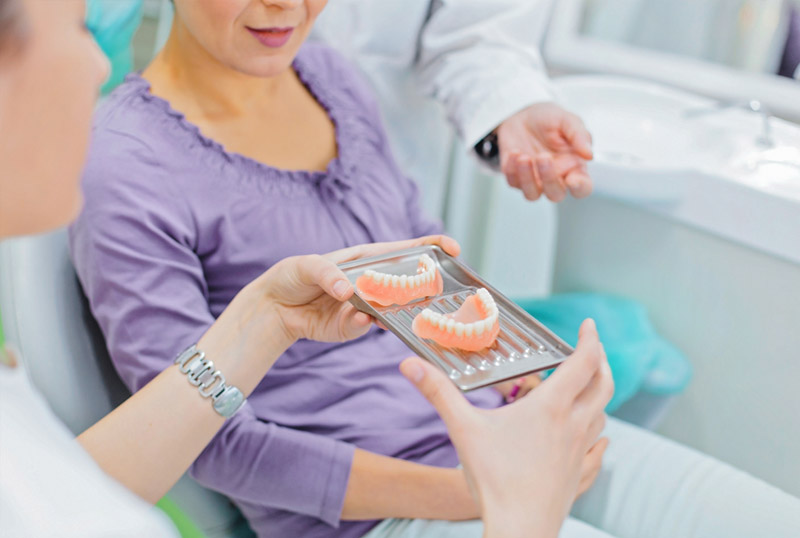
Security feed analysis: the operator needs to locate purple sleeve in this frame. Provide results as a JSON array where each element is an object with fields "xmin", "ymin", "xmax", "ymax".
[{"xmin": 69, "ymin": 132, "xmax": 355, "ymax": 526}]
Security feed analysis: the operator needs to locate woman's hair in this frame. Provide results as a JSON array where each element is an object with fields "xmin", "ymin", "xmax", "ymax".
[{"xmin": 0, "ymin": 0, "xmax": 25, "ymax": 53}]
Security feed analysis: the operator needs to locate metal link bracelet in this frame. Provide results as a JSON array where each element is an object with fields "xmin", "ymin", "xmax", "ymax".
[{"xmin": 175, "ymin": 345, "xmax": 245, "ymax": 418}]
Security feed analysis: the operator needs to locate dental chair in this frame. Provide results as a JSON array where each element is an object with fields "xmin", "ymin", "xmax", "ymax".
[{"xmin": 0, "ymin": 229, "xmax": 254, "ymax": 538}]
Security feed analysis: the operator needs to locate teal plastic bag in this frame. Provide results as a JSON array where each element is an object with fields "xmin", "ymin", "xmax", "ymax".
[
  {"xmin": 515, "ymin": 294, "xmax": 692, "ymax": 412},
  {"xmin": 86, "ymin": 0, "xmax": 143, "ymax": 93}
]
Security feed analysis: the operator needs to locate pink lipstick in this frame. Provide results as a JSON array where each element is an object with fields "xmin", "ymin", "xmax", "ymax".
[{"xmin": 247, "ymin": 27, "xmax": 294, "ymax": 48}]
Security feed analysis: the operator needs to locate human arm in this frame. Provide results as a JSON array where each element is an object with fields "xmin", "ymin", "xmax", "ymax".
[
  {"xmin": 401, "ymin": 319, "xmax": 614, "ymax": 538},
  {"xmin": 77, "ymin": 235, "xmax": 460, "ymax": 504},
  {"xmin": 341, "ymin": 449, "xmax": 478, "ymax": 520},
  {"xmin": 68, "ymin": 140, "xmax": 470, "ymax": 521},
  {"xmin": 416, "ymin": 0, "xmax": 594, "ymax": 200}
]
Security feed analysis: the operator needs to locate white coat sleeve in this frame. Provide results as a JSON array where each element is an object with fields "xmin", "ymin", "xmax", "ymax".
[{"xmin": 416, "ymin": 0, "xmax": 557, "ymax": 148}]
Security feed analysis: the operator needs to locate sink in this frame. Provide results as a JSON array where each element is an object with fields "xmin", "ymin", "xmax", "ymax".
[
  {"xmin": 554, "ymin": 75, "xmax": 800, "ymax": 202},
  {"xmin": 552, "ymin": 74, "xmax": 800, "ymax": 266}
]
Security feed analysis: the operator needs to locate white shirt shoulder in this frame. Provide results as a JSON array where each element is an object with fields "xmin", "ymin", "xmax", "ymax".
[{"xmin": 0, "ymin": 361, "xmax": 177, "ymax": 537}]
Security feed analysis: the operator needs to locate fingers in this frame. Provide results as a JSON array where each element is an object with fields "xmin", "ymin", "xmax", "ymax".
[
  {"xmin": 297, "ymin": 255, "xmax": 353, "ymax": 301},
  {"xmin": 574, "ymin": 343, "xmax": 614, "ymax": 416},
  {"xmin": 326, "ymin": 235, "xmax": 461, "ymax": 264},
  {"xmin": 517, "ymin": 156, "xmax": 543, "ymax": 201},
  {"xmin": 576, "ymin": 437, "xmax": 608, "ymax": 498},
  {"xmin": 585, "ymin": 411, "xmax": 607, "ymax": 448},
  {"xmin": 502, "ymin": 150, "xmax": 522, "ymax": 191},
  {"xmin": 338, "ymin": 304, "xmax": 374, "ymax": 341},
  {"xmin": 400, "ymin": 357, "xmax": 473, "ymax": 431},
  {"xmin": 413, "ymin": 234, "xmax": 461, "ymax": 257},
  {"xmin": 537, "ymin": 155, "xmax": 567, "ymax": 203},
  {"xmin": 564, "ymin": 164, "xmax": 592, "ymax": 199},
  {"xmin": 539, "ymin": 319, "xmax": 602, "ymax": 404},
  {"xmin": 561, "ymin": 112, "xmax": 594, "ymax": 161}
]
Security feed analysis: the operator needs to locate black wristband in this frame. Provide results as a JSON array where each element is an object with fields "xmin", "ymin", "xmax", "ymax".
[{"xmin": 474, "ymin": 130, "xmax": 500, "ymax": 169}]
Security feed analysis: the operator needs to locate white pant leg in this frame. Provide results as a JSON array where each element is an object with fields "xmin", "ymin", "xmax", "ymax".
[
  {"xmin": 362, "ymin": 516, "xmax": 614, "ymax": 538},
  {"xmin": 572, "ymin": 417, "xmax": 800, "ymax": 538}
]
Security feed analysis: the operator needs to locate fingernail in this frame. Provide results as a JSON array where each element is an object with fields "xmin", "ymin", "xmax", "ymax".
[{"xmin": 333, "ymin": 280, "xmax": 350, "ymax": 298}]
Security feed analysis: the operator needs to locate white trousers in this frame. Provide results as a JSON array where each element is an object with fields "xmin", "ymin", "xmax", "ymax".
[{"xmin": 364, "ymin": 417, "xmax": 800, "ymax": 538}]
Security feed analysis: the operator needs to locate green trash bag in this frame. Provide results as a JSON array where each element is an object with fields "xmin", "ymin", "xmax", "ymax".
[
  {"xmin": 515, "ymin": 293, "xmax": 692, "ymax": 412},
  {"xmin": 86, "ymin": 0, "xmax": 143, "ymax": 94}
]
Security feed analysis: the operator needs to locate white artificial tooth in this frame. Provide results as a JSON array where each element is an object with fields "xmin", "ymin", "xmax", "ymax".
[
  {"xmin": 383, "ymin": 274, "xmax": 391, "ymax": 286},
  {"xmin": 391, "ymin": 275, "xmax": 400, "ymax": 287},
  {"xmin": 437, "ymin": 318, "xmax": 446, "ymax": 330},
  {"xmin": 446, "ymin": 319, "xmax": 456, "ymax": 333},
  {"xmin": 411, "ymin": 275, "xmax": 420, "ymax": 287},
  {"xmin": 400, "ymin": 275, "xmax": 408, "ymax": 288},
  {"xmin": 475, "ymin": 321, "xmax": 485, "ymax": 335},
  {"xmin": 455, "ymin": 322, "xmax": 465, "ymax": 336},
  {"xmin": 464, "ymin": 324, "xmax": 474, "ymax": 337},
  {"xmin": 422, "ymin": 310, "xmax": 431, "ymax": 320}
]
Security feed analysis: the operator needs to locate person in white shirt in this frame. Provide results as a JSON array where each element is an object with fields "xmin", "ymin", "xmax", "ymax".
[{"xmin": 312, "ymin": 0, "xmax": 593, "ymax": 209}]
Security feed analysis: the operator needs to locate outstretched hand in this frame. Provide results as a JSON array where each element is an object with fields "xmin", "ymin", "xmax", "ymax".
[
  {"xmin": 497, "ymin": 102, "xmax": 593, "ymax": 202},
  {"xmin": 400, "ymin": 319, "xmax": 613, "ymax": 538}
]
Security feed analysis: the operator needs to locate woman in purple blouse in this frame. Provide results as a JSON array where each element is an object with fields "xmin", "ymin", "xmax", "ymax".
[
  {"xmin": 70, "ymin": 2, "xmax": 523, "ymax": 536},
  {"xmin": 68, "ymin": 1, "xmax": 800, "ymax": 538}
]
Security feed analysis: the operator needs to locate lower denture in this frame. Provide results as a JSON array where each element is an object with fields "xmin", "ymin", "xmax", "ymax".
[{"xmin": 412, "ymin": 288, "xmax": 500, "ymax": 351}]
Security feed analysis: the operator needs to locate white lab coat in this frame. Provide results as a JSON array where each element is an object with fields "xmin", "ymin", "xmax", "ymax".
[{"xmin": 311, "ymin": 0, "xmax": 557, "ymax": 217}]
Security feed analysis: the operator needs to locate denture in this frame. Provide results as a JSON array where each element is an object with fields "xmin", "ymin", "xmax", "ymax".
[
  {"xmin": 412, "ymin": 288, "xmax": 500, "ymax": 351},
  {"xmin": 355, "ymin": 254, "xmax": 443, "ymax": 306}
]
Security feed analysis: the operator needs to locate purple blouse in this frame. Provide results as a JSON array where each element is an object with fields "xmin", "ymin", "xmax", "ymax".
[{"xmin": 70, "ymin": 44, "xmax": 502, "ymax": 538}]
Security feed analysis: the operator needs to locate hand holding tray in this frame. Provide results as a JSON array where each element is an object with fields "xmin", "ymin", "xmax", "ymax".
[{"xmin": 338, "ymin": 245, "xmax": 573, "ymax": 391}]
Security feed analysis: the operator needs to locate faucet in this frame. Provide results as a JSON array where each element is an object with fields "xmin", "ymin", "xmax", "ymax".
[{"xmin": 683, "ymin": 99, "xmax": 774, "ymax": 148}]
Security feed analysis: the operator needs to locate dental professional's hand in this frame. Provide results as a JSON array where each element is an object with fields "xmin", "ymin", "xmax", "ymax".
[
  {"xmin": 400, "ymin": 319, "xmax": 613, "ymax": 538},
  {"xmin": 494, "ymin": 375, "xmax": 542, "ymax": 403},
  {"xmin": 497, "ymin": 102, "xmax": 594, "ymax": 202}
]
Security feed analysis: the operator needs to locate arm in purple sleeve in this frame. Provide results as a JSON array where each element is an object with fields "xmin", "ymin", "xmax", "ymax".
[{"xmin": 68, "ymin": 134, "xmax": 355, "ymax": 526}]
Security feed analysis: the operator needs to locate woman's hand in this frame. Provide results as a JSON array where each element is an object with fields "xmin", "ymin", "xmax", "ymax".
[
  {"xmin": 258, "ymin": 234, "xmax": 461, "ymax": 344},
  {"xmin": 400, "ymin": 319, "xmax": 613, "ymax": 538}
]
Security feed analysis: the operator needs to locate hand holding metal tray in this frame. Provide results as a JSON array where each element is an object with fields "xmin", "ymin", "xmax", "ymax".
[{"xmin": 338, "ymin": 245, "xmax": 574, "ymax": 391}]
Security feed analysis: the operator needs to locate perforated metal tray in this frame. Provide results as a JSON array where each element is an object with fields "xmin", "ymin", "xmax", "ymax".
[{"xmin": 338, "ymin": 245, "xmax": 573, "ymax": 391}]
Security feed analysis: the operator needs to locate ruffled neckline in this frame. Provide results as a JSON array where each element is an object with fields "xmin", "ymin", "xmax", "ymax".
[{"xmin": 122, "ymin": 49, "xmax": 361, "ymax": 200}]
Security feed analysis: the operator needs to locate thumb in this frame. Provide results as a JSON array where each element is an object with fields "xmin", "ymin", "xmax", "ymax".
[
  {"xmin": 400, "ymin": 357, "xmax": 473, "ymax": 429},
  {"xmin": 296, "ymin": 255, "xmax": 353, "ymax": 301}
]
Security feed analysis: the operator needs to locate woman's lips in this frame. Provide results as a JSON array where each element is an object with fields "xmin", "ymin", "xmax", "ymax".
[{"xmin": 247, "ymin": 27, "xmax": 295, "ymax": 49}]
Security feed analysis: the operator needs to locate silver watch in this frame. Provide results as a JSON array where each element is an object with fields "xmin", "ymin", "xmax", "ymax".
[{"xmin": 174, "ymin": 345, "xmax": 245, "ymax": 418}]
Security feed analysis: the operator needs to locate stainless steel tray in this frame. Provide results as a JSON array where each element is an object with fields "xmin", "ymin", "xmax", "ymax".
[{"xmin": 338, "ymin": 245, "xmax": 573, "ymax": 391}]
